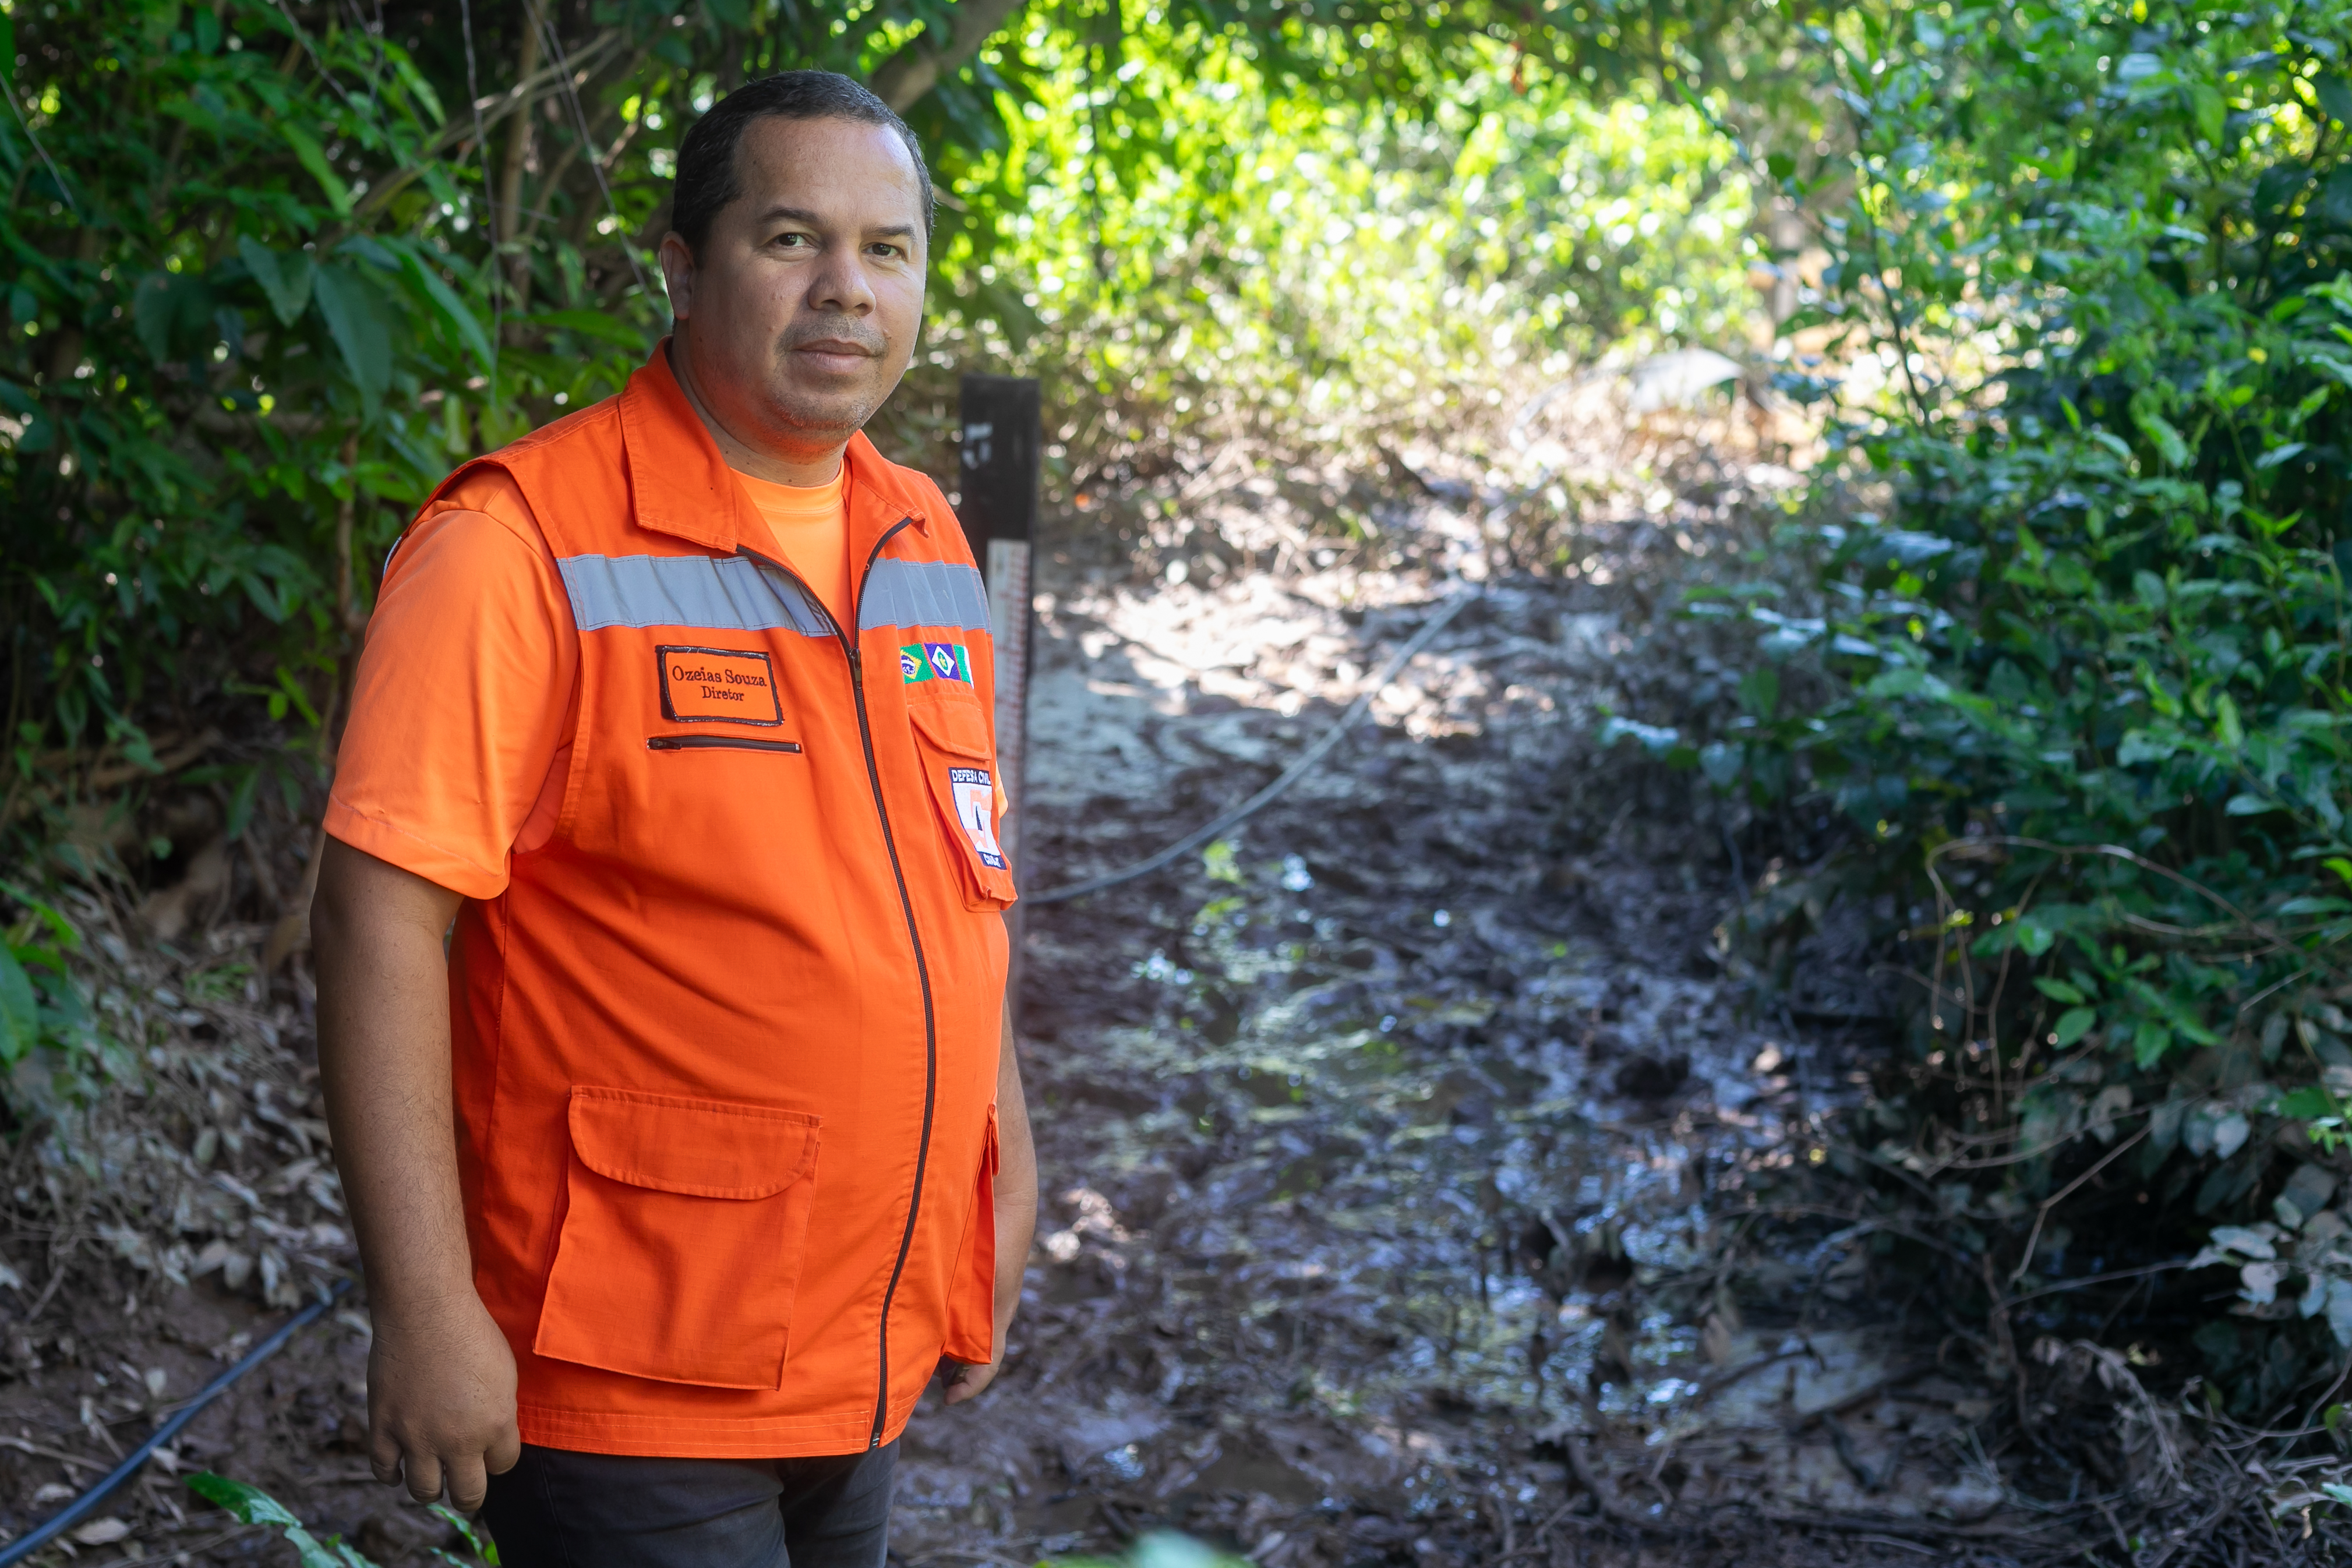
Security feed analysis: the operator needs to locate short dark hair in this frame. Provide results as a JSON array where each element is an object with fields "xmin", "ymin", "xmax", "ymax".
[{"xmin": 669, "ymin": 71, "xmax": 933, "ymax": 257}]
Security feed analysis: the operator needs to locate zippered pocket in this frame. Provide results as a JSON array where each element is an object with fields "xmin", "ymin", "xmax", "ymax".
[{"xmin": 646, "ymin": 736, "xmax": 803, "ymax": 754}]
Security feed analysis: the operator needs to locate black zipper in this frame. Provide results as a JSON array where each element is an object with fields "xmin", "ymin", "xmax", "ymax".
[
  {"xmin": 737, "ymin": 527, "xmax": 938, "ymax": 1450},
  {"xmin": 645, "ymin": 735, "xmax": 803, "ymax": 753}
]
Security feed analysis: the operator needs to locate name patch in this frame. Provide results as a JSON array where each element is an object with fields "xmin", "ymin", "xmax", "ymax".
[
  {"xmin": 948, "ymin": 766, "xmax": 1007, "ymax": 869},
  {"xmin": 656, "ymin": 645, "xmax": 783, "ymax": 725},
  {"xmin": 900, "ymin": 642, "xmax": 972, "ymax": 685}
]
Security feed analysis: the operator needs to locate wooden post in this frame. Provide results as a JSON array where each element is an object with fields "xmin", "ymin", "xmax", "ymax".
[{"xmin": 958, "ymin": 376, "xmax": 1040, "ymax": 1015}]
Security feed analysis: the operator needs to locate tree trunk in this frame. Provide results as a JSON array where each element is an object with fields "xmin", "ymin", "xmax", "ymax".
[
  {"xmin": 867, "ymin": 0, "xmax": 1030, "ymax": 111},
  {"xmin": 497, "ymin": 2, "xmax": 545, "ymax": 297}
]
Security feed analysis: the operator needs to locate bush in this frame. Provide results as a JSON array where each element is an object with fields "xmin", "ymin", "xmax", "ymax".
[{"xmin": 1668, "ymin": 0, "xmax": 2352, "ymax": 1417}]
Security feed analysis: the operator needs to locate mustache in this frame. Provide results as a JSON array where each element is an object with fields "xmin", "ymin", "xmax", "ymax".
[{"xmin": 783, "ymin": 319, "xmax": 887, "ymax": 356}]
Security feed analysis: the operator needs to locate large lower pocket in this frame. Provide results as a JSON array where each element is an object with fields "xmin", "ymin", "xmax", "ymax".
[
  {"xmin": 941, "ymin": 1103, "xmax": 1000, "ymax": 1365},
  {"xmin": 907, "ymin": 697, "xmax": 1018, "ymax": 910},
  {"xmin": 535, "ymin": 1086, "xmax": 821, "ymax": 1389}
]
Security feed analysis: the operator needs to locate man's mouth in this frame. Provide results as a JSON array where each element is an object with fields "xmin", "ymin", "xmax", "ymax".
[{"xmin": 792, "ymin": 338, "xmax": 880, "ymax": 373}]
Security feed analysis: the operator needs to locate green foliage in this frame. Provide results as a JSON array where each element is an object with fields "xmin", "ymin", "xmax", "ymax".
[
  {"xmin": 0, "ymin": 0, "xmax": 1775, "ymax": 874},
  {"xmin": 0, "ymin": 0, "xmax": 675, "ymax": 823},
  {"xmin": 0, "ymin": 877, "xmax": 117, "ymax": 1100},
  {"xmin": 1673, "ymin": 0, "xmax": 2352, "ymax": 1407},
  {"xmin": 187, "ymin": 1472, "xmax": 497, "ymax": 1566},
  {"xmin": 924, "ymin": 26, "xmax": 1758, "ymax": 454}
]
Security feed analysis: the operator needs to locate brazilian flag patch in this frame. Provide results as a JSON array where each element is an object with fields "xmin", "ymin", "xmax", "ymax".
[{"xmin": 899, "ymin": 642, "xmax": 973, "ymax": 684}]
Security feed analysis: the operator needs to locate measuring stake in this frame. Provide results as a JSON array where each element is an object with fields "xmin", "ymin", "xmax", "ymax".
[{"xmin": 957, "ymin": 375, "xmax": 1041, "ymax": 1020}]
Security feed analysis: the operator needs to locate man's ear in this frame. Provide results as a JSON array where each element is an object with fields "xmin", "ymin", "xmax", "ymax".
[{"xmin": 657, "ymin": 232, "xmax": 697, "ymax": 322}]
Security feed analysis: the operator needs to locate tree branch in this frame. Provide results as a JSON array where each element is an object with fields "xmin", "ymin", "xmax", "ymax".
[{"xmin": 868, "ymin": 0, "xmax": 1029, "ymax": 111}]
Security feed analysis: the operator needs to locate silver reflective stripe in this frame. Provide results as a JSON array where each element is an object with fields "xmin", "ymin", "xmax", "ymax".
[
  {"xmin": 558, "ymin": 554, "xmax": 833, "ymax": 637},
  {"xmin": 857, "ymin": 559, "xmax": 990, "ymax": 635}
]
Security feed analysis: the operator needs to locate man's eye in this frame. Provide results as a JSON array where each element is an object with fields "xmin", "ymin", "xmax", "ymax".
[{"xmin": 776, "ymin": 233, "xmax": 812, "ymax": 248}]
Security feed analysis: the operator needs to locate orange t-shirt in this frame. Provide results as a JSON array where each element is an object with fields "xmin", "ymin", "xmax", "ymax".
[
  {"xmin": 328, "ymin": 468, "xmax": 577, "ymax": 898},
  {"xmin": 734, "ymin": 464, "xmax": 852, "ymax": 630}
]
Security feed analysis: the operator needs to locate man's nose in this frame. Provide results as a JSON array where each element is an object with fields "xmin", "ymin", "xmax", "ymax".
[{"xmin": 806, "ymin": 245, "xmax": 876, "ymax": 316}]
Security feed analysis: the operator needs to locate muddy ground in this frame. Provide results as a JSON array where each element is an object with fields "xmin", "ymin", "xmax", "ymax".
[{"xmin": 0, "ymin": 411, "xmax": 2090, "ymax": 1566}]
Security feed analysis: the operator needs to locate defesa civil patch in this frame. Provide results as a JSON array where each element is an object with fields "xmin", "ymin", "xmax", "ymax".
[
  {"xmin": 656, "ymin": 645, "xmax": 783, "ymax": 724},
  {"xmin": 948, "ymin": 766, "xmax": 1006, "ymax": 869},
  {"xmin": 900, "ymin": 642, "xmax": 972, "ymax": 684}
]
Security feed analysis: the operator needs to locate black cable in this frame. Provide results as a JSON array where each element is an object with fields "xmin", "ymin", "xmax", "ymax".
[
  {"xmin": 1025, "ymin": 589, "xmax": 1478, "ymax": 905},
  {"xmin": 0, "ymin": 1279, "xmax": 353, "ymax": 1566}
]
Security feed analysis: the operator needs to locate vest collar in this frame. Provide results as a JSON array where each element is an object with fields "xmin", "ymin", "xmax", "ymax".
[{"xmin": 620, "ymin": 341, "xmax": 933, "ymax": 557}]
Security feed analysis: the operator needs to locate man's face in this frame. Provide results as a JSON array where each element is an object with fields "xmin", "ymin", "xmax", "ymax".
[{"xmin": 661, "ymin": 115, "xmax": 927, "ymax": 462}]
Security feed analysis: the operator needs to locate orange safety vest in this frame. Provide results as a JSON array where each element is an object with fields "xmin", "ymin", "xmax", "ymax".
[{"xmin": 423, "ymin": 347, "xmax": 1011, "ymax": 1458}]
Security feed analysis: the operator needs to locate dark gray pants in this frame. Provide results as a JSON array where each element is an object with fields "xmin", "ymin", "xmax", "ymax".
[{"xmin": 480, "ymin": 1440, "xmax": 897, "ymax": 1568}]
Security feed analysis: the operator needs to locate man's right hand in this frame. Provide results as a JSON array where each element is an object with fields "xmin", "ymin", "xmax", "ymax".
[
  {"xmin": 315, "ymin": 839, "xmax": 520, "ymax": 1513},
  {"xmin": 366, "ymin": 1292, "xmax": 522, "ymax": 1512}
]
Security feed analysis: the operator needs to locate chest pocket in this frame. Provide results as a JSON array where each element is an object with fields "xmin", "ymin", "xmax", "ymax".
[{"xmin": 906, "ymin": 694, "xmax": 1017, "ymax": 910}]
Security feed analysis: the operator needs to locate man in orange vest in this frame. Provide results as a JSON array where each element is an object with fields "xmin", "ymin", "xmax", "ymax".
[{"xmin": 312, "ymin": 70, "xmax": 1037, "ymax": 1565}]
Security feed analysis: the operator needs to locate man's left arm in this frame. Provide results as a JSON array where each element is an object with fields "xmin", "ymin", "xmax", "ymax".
[{"xmin": 942, "ymin": 993, "xmax": 1037, "ymax": 1405}]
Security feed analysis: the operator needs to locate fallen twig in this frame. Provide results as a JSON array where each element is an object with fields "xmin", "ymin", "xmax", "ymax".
[{"xmin": 1559, "ymin": 1431, "xmax": 1684, "ymax": 1536}]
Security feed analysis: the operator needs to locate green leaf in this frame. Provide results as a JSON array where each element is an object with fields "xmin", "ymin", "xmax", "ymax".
[
  {"xmin": 2134, "ymin": 1019, "xmax": 2173, "ymax": 1069},
  {"xmin": 390, "ymin": 242, "xmax": 494, "ymax": 376},
  {"xmin": 2320, "ymin": 75, "xmax": 2352, "ymax": 126},
  {"xmin": 238, "ymin": 237, "xmax": 315, "ymax": 328},
  {"xmin": 2282, "ymin": 1087, "xmax": 2338, "ymax": 1120},
  {"xmin": 310, "ymin": 263, "xmax": 391, "ymax": 413},
  {"xmin": 225, "ymin": 767, "xmax": 260, "ymax": 842},
  {"xmin": 2053, "ymin": 1007, "xmax": 2097, "ymax": 1046},
  {"xmin": 131, "ymin": 270, "xmax": 213, "ymax": 363},
  {"xmin": 527, "ymin": 308, "xmax": 650, "ymax": 349},
  {"xmin": 2035, "ymin": 976, "xmax": 2087, "ymax": 1005},
  {"xmin": 284, "ymin": 1524, "xmax": 358, "ymax": 1568},
  {"xmin": 2190, "ymin": 83, "xmax": 2226, "ymax": 144},
  {"xmin": 390, "ymin": 52, "xmax": 447, "ymax": 125},
  {"xmin": 2132, "ymin": 405, "xmax": 2189, "ymax": 469},
  {"xmin": 430, "ymin": 1503, "xmax": 498, "ymax": 1563},
  {"xmin": 0, "ymin": 881, "xmax": 82, "ymax": 951},
  {"xmin": 2325, "ymin": 858, "xmax": 2352, "ymax": 887},
  {"xmin": 2215, "ymin": 693, "xmax": 2243, "ymax": 750},
  {"xmin": 2322, "ymin": 168, "xmax": 2352, "ymax": 230},
  {"xmin": 2226, "ymin": 792, "xmax": 2280, "ymax": 815},
  {"xmin": 280, "ymin": 122, "xmax": 354, "ymax": 216},
  {"xmin": 0, "ymin": 948, "xmax": 37, "ymax": 1063},
  {"xmin": 188, "ymin": 1473, "xmax": 304, "ymax": 1527}
]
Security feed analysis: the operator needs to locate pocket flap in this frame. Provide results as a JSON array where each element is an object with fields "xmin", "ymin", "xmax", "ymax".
[
  {"xmin": 567, "ymin": 1087, "xmax": 820, "ymax": 1200},
  {"xmin": 908, "ymin": 696, "xmax": 993, "ymax": 760}
]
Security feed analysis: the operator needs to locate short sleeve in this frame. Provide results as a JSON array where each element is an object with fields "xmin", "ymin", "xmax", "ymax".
[{"xmin": 325, "ymin": 469, "xmax": 578, "ymax": 899}]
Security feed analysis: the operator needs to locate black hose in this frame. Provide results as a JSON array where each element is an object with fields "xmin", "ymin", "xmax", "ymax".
[
  {"xmin": 0, "ymin": 1279, "xmax": 352, "ymax": 1566},
  {"xmin": 1025, "ymin": 589, "xmax": 1479, "ymax": 906}
]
